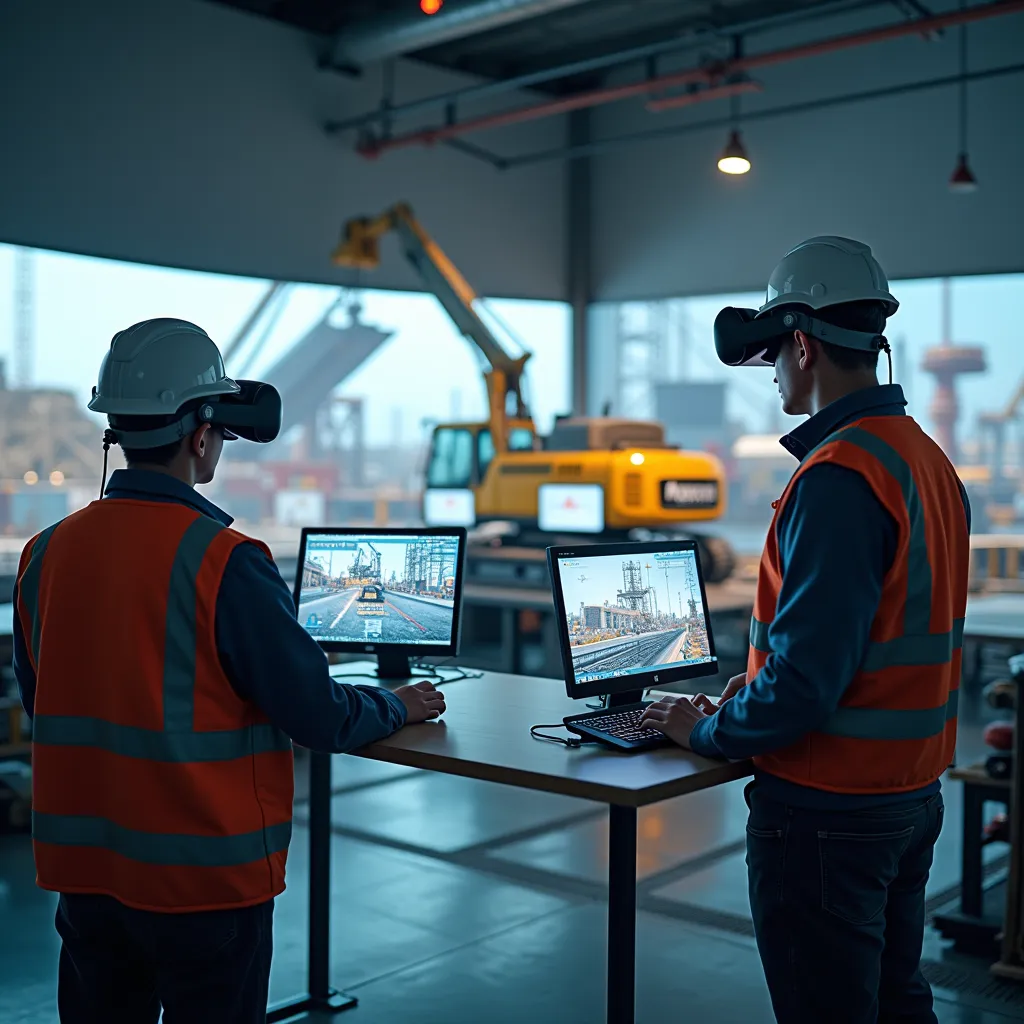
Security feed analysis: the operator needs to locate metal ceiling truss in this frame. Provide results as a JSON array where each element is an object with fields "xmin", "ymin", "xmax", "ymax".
[{"xmin": 322, "ymin": 0, "xmax": 1024, "ymax": 169}]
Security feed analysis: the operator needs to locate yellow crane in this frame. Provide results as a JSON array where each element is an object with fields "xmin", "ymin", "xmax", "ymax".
[{"xmin": 332, "ymin": 202, "xmax": 734, "ymax": 580}]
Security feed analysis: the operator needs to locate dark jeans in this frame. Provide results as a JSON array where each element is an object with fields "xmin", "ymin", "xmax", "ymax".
[
  {"xmin": 55, "ymin": 893, "xmax": 274, "ymax": 1024},
  {"xmin": 746, "ymin": 783, "xmax": 944, "ymax": 1024}
]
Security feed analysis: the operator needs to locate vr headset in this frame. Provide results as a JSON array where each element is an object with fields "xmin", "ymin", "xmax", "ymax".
[
  {"xmin": 108, "ymin": 380, "xmax": 283, "ymax": 448},
  {"xmin": 714, "ymin": 306, "xmax": 887, "ymax": 368}
]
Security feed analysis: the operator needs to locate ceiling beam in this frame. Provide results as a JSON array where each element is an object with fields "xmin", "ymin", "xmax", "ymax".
[{"xmin": 325, "ymin": 0, "xmax": 597, "ymax": 72}]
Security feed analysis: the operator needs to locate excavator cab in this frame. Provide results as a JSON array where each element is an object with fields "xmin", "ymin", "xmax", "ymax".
[{"xmin": 426, "ymin": 421, "xmax": 536, "ymax": 488}]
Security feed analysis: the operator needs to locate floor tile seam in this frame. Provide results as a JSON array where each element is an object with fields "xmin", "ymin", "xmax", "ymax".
[
  {"xmin": 454, "ymin": 807, "xmax": 607, "ymax": 856},
  {"xmin": 292, "ymin": 770, "xmax": 423, "ymax": 806},
  {"xmin": 639, "ymin": 894, "xmax": 756, "ymax": 938},
  {"xmin": 635, "ymin": 837, "xmax": 748, "ymax": 895},
  {"xmin": 291, "ymin": 813, "xmax": 762, "ymax": 911},
  {"xmin": 292, "ymin": 806, "xmax": 606, "ymax": 864},
  {"xmin": 340, "ymin": 904, "xmax": 578, "ymax": 994},
  {"xmin": 291, "ymin": 813, "xmax": 603, "ymax": 901}
]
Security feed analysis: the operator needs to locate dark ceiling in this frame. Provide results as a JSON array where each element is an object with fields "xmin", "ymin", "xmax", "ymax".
[{"xmin": 206, "ymin": 0, "xmax": 881, "ymax": 85}]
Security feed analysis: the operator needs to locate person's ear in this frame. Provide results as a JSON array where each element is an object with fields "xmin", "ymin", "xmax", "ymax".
[
  {"xmin": 793, "ymin": 329, "xmax": 817, "ymax": 371},
  {"xmin": 191, "ymin": 423, "xmax": 212, "ymax": 459}
]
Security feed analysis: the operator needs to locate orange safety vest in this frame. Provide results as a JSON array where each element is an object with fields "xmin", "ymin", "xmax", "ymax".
[
  {"xmin": 748, "ymin": 415, "xmax": 969, "ymax": 794},
  {"xmin": 17, "ymin": 499, "xmax": 294, "ymax": 913}
]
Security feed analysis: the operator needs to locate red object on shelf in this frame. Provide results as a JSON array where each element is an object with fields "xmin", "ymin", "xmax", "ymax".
[
  {"xmin": 983, "ymin": 814, "xmax": 1010, "ymax": 845},
  {"xmin": 985, "ymin": 721, "xmax": 1015, "ymax": 751}
]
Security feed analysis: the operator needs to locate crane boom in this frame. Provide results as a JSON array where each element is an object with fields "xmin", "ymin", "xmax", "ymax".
[
  {"xmin": 1001, "ymin": 377, "xmax": 1024, "ymax": 421},
  {"xmin": 332, "ymin": 202, "xmax": 531, "ymax": 452}
]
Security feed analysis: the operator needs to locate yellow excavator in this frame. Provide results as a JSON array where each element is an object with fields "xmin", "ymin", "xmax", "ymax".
[{"xmin": 332, "ymin": 202, "xmax": 734, "ymax": 581}]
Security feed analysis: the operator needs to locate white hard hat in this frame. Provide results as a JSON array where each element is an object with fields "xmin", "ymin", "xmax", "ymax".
[
  {"xmin": 756, "ymin": 236, "xmax": 899, "ymax": 318},
  {"xmin": 88, "ymin": 318, "xmax": 240, "ymax": 416}
]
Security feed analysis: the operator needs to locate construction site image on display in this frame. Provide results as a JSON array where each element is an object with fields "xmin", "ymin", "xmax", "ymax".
[
  {"xmin": 556, "ymin": 550, "xmax": 714, "ymax": 687},
  {"xmin": 332, "ymin": 202, "xmax": 735, "ymax": 583},
  {"xmin": 298, "ymin": 534, "xmax": 459, "ymax": 645}
]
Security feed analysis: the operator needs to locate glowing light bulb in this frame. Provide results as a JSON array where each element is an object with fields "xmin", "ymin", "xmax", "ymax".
[
  {"xmin": 630, "ymin": 452, "xmax": 645, "ymax": 466},
  {"xmin": 50, "ymin": 470, "xmax": 65, "ymax": 485},
  {"xmin": 23, "ymin": 470, "xmax": 38, "ymax": 485},
  {"xmin": 420, "ymin": 0, "xmax": 442, "ymax": 13},
  {"xmin": 717, "ymin": 130, "xmax": 751, "ymax": 175}
]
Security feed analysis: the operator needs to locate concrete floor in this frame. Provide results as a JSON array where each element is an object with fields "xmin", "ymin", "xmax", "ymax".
[{"xmin": 2, "ymin": 679, "xmax": 1023, "ymax": 1024}]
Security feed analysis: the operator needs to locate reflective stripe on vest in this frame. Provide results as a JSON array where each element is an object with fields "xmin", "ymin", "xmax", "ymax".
[
  {"xmin": 19, "ymin": 522, "xmax": 60, "ymax": 667},
  {"xmin": 750, "ymin": 424, "xmax": 961, "ymax": 745},
  {"xmin": 32, "ymin": 812, "xmax": 291, "ymax": 867},
  {"xmin": 809, "ymin": 425, "xmax": 932, "ymax": 635},
  {"xmin": 27, "ymin": 516, "xmax": 290, "ymax": 763},
  {"xmin": 818, "ymin": 689, "xmax": 959, "ymax": 741},
  {"xmin": 751, "ymin": 615, "xmax": 965, "ymax": 670}
]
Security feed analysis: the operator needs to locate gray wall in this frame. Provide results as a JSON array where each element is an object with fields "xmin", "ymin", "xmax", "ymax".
[
  {"xmin": 0, "ymin": 0, "xmax": 566, "ymax": 299},
  {"xmin": 3, "ymin": 0, "xmax": 1022, "ymax": 305},
  {"xmin": 589, "ymin": 2, "xmax": 1024, "ymax": 301}
]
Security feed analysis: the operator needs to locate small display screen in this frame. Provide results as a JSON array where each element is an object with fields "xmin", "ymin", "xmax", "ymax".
[
  {"xmin": 297, "ymin": 533, "xmax": 461, "ymax": 646},
  {"xmin": 423, "ymin": 488, "xmax": 476, "ymax": 527},
  {"xmin": 538, "ymin": 483, "xmax": 605, "ymax": 534},
  {"xmin": 555, "ymin": 547, "xmax": 716, "ymax": 686}
]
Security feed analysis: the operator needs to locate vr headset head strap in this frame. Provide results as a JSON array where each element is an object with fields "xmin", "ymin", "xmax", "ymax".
[{"xmin": 777, "ymin": 308, "xmax": 885, "ymax": 354}]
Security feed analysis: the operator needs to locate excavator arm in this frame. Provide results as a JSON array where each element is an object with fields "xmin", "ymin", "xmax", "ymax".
[{"xmin": 332, "ymin": 202, "xmax": 531, "ymax": 453}]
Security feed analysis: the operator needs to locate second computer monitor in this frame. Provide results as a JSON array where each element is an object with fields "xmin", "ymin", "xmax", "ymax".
[
  {"xmin": 294, "ymin": 527, "xmax": 467, "ymax": 679},
  {"xmin": 547, "ymin": 539, "xmax": 719, "ymax": 701}
]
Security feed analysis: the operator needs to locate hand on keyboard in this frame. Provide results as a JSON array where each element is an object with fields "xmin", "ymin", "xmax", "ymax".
[
  {"xmin": 639, "ymin": 695, "xmax": 712, "ymax": 751},
  {"xmin": 587, "ymin": 708, "xmax": 663, "ymax": 742}
]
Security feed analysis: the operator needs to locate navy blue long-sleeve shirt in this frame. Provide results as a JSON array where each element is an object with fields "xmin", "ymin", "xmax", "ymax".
[
  {"xmin": 13, "ymin": 469, "xmax": 407, "ymax": 753},
  {"xmin": 689, "ymin": 384, "xmax": 970, "ymax": 808}
]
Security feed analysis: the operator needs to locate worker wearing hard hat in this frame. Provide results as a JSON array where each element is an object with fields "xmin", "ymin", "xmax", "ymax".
[
  {"xmin": 12, "ymin": 319, "xmax": 446, "ymax": 1023},
  {"xmin": 641, "ymin": 238, "xmax": 970, "ymax": 1023}
]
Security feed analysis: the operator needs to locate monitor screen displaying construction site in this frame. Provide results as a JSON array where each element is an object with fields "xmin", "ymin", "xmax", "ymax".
[
  {"xmin": 556, "ymin": 548, "xmax": 716, "ymax": 686},
  {"xmin": 297, "ymin": 533, "xmax": 461, "ymax": 646}
]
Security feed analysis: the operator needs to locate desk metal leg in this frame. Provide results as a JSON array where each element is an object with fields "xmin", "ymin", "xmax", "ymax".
[
  {"xmin": 268, "ymin": 752, "xmax": 357, "ymax": 1022},
  {"xmin": 961, "ymin": 784, "xmax": 984, "ymax": 918},
  {"xmin": 607, "ymin": 804, "xmax": 637, "ymax": 1024}
]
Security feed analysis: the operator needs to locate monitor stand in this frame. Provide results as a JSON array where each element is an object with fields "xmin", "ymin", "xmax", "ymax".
[
  {"xmin": 602, "ymin": 689, "xmax": 645, "ymax": 709},
  {"xmin": 375, "ymin": 649, "xmax": 412, "ymax": 681}
]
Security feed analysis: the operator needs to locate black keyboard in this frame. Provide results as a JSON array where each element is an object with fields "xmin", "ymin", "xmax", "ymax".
[{"xmin": 563, "ymin": 701, "xmax": 668, "ymax": 752}]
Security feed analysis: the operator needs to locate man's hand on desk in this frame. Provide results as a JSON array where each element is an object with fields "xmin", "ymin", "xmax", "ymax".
[
  {"xmin": 395, "ymin": 680, "xmax": 446, "ymax": 724},
  {"xmin": 639, "ymin": 695, "xmax": 711, "ymax": 750}
]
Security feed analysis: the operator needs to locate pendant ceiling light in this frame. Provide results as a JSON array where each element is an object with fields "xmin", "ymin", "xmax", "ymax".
[
  {"xmin": 718, "ymin": 94, "xmax": 751, "ymax": 175},
  {"xmin": 949, "ymin": 4, "xmax": 978, "ymax": 193}
]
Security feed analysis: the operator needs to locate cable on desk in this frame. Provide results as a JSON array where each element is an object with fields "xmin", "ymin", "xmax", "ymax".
[
  {"xmin": 328, "ymin": 662, "xmax": 482, "ymax": 686},
  {"xmin": 410, "ymin": 659, "xmax": 484, "ymax": 684},
  {"xmin": 530, "ymin": 723, "xmax": 584, "ymax": 749}
]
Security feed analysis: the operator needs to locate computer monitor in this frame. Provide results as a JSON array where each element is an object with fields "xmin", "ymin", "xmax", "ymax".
[
  {"xmin": 293, "ymin": 527, "xmax": 467, "ymax": 679},
  {"xmin": 547, "ymin": 539, "xmax": 718, "ymax": 702}
]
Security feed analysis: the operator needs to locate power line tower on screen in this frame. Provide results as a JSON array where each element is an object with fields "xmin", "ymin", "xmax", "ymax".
[
  {"xmin": 684, "ymin": 556, "xmax": 699, "ymax": 622},
  {"xmin": 617, "ymin": 559, "xmax": 653, "ymax": 629}
]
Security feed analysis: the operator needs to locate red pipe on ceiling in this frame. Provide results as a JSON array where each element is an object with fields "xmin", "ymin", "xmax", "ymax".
[
  {"xmin": 646, "ymin": 78, "xmax": 763, "ymax": 113},
  {"xmin": 357, "ymin": 0, "xmax": 1024, "ymax": 157}
]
